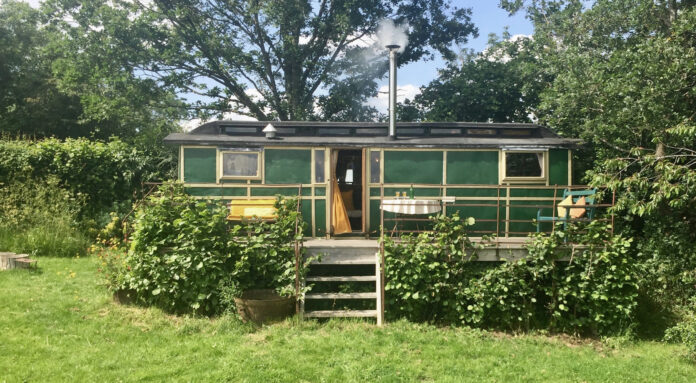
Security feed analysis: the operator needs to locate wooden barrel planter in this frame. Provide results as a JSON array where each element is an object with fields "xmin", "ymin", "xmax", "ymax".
[{"xmin": 234, "ymin": 289, "xmax": 295, "ymax": 324}]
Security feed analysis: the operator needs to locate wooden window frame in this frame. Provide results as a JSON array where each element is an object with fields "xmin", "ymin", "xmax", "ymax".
[
  {"xmin": 219, "ymin": 150, "xmax": 263, "ymax": 180},
  {"xmin": 501, "ymin": 150, "xmax": 548, "ymax": 184}
]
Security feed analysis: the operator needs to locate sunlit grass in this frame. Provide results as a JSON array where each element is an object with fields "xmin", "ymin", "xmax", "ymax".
[{"xmin": 1, "ymin": 257, "xmax": 695, "ymax": 382}]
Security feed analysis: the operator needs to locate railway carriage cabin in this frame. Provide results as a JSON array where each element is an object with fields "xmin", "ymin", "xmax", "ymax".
[{"xmin": 164, "ymin": 121, "xmax": 581, "ymax": 238}]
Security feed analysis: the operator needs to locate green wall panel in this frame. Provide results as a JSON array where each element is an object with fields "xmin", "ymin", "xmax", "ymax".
[
  {"xmin": 446, "ymin": 201, "xmax": 500, "ymax": 235},
  {"xmin": 548, "ymin": 149, "xmax": 569, "ymax": 186},
  {"xmin": 301, "ymin": 201, "xmax": 312, "ymax": 236},
  {"xmin": 264, "ymin": 149, "xmax": 311, "ymax": 184},
  {"xmin": 315, "ymin": 199, "xmax": 326, "ymax": 237},
  {"xmin": 509, "ymin": 188, "xmax": 557, "ymax": 198},
  {"xmin": 508, "ymin": 200, "xmax": 546, "ymax": 236},
  {"xmin": 383, "ymin": 188, "xmax": 441, "ymax": 197},
  {"xmin": 183, "ymin": 148, "xmax": 216, "ymax": 183},
  {"xmin": 186, "ymin": 187, "xmax": 222, "ymax": 197},
  {"xmin": 251, "ymin": 187, "xmax": 310, "ymax": 196},
  {"xmin": 369, "ymin": 200, "xmax": 381, "ymax": 233},
  {"xmin": 446, "ymin": 188, "xmax": 506, "ymax": 198},
  {"xmin": 186, "ymin": 187, "xmax": 247, "ymax": 197},
  {"xmin": 384, "ymin": 151, "xmax": 443, "ymax": 184},
  {"xmin": 314, "ymin": 187, "xmax": 326, "ymax": 196},
  {"xmin": 446, "ymin": 151, "xmax": 499, "ymax": 185}
]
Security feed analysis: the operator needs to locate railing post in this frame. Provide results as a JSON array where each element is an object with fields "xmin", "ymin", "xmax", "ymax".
[
  {"xmin": 379, "ymin": 183, "xmax": 385, "ymax": 326},
  {"xmin": 496, "ymin": 185, "xmax": 501, "ymax": 238},
  {"xmin": 294, "ymin": 184, "xmax": 302, "ymax": 318},
  {"xmin": 551, "ymin": 185, "xmax": 558, "ymax": 233}
]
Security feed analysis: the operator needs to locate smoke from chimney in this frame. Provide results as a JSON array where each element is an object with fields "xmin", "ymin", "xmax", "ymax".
[{"xmin": 378, "ymin": 19, "xmax": 409, "ymax": 140}]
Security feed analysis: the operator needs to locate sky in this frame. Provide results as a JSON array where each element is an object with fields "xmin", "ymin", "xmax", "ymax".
[
  {"xmin": 21, "ymin": 0, "xmax": 534, "ymax": 123},
  {"xmin": 368, "ymin": 1, "xmax": 534, "ymax": 114}
]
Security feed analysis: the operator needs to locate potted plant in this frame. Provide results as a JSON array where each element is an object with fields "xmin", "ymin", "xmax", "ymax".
[{"xmin": 225, "ymin": 197, "xmax": 312, "ymax": 323}]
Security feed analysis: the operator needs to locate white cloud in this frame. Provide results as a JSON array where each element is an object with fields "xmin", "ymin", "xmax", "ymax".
[{"xmin": 365, "ymin": 84, "xmax": 421, "ymax": 114}]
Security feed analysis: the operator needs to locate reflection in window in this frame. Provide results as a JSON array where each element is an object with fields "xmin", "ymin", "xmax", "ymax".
[
  {"xmin": 314, "ymin": 149, "xmax": 325, "ymax": 183},
  {"xmin": 505, "ymin": 152, "xmax": 544, "ymax": 177},
  {"xmin": 222, "ymin": 152, "xmax": 260, "ymax": 178},
  {"xmin": 370, "ymin": 151, "xmax": 381, "ymax": 183}
]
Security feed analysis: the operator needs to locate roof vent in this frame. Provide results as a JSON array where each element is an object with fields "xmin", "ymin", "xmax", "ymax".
[{"xmin": 263, "ymin": 123, "xmax": 277, "ymax": 139}]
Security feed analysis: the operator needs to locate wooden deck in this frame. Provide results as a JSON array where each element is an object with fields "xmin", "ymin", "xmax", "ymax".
[{"xmin": 304, "ymin": 237, "xmax": 545, "ymax": 262}]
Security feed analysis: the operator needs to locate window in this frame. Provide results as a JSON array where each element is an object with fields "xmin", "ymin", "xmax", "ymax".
[
  {"xmin": 314, "ymin": 149, "xmax": 325, "ymax": 183},
  {"xmin": 369, "ymin": 151, "xmax": 381, "ymax": 183},
  {"xmin": 504, "ymin": 151, "xmax": 545, "ymax": 180},
  {"xmin": 221, "ymin": 151, "xmax": 261, "ymax": 179}
]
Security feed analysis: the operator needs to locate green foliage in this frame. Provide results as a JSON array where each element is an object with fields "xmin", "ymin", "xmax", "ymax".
[
  {"xmin": 0, "ymin": 0, "xmax": 184, "ymax": 140},
  {"xmin": 123, "ymin": 183, "xmax": 231, "ymax": 314},
  {"xmin": 120, "ymin": 182, "xmax": 307, "ymax": 315},
  {"xmin": 0, "ymin": 177, "xmax": 90, "ymax": 257},
  {"xmin": 665, "ymin": 297, "xmax": 696, "ymax": 361},
  {"xmin": 227, "ymin": 197, "xmax": 309, "ymax": 298},
  {"xmin": 384, "ymin": 213, "xmax": 485, "ymax": 323},
  {"xmin": 413, "ymin": 32, "xmax": 544, "ymax": 122},
  {"xmin": 465, "ymin": 222, "xmax": 638, "ymax": 336},
  {"xmin": 386, "ymin": 217, "xmax": 638, "ymax": 336},
  {"xmin": 48, "ymin": 0, "xmax": 477, "ymax": 120},
  {"xmin": 0, "ymin": 137, "xmax": 175, "ymax": 223}
]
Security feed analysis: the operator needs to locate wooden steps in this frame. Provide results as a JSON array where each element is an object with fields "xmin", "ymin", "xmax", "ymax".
[
  {"xmin": 306, "ymin": 276, "xmax": 376, "ymax": 282},
  {"xmin": 304, "ymin": 310, "xmax": 377, "ymax": 318},
  {"xmin": 305, "ymin": 292, "xmax": 377, "ymax": 299},
  {"xmin": 302, "ymin": 239, "xmax": 383, "ymax": 325}
]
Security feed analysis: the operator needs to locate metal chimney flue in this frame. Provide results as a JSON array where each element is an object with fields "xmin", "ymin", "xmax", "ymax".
[{"xmin": 386, "ymin": 44, "xmax": 399, "ymax": 140}]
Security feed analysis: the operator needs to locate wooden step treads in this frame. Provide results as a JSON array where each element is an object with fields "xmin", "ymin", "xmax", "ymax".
[{"xmin": 304, "ymin": 310, "xmax": 378, "ymax": 318}]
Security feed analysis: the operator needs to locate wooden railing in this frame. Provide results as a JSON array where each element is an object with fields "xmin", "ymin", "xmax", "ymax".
[{"xmin": 377, "ymin": 184, "xmax": 615, "ymax": 239}]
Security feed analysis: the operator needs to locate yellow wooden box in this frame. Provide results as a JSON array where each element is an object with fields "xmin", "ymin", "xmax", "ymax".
[{"xmin": 227, "ymin": 199, "xmax": 277, "ymax": 221}]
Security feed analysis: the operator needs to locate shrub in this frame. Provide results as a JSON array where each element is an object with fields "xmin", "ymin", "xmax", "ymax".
[
  {"xmin": 384, "ymin": 213, "xmax": 486, "ymax": 323},
  {"xmin": 0, "ymin": 177, "xmax": 90, "ymax": 257},
  {"xmin": 0, "ymin": 137, "xmax": 174, "ymax": 224},
  {"xmin": 122, "ymin": 182, "xmax": 231, "ymax": 314},
  {"xmin": 119, "ymin": 182, "xmax": 308, "ymax": 315},
  {"xmin": 665, "ymin": 297, "xmax": 696, "ymax": 361},
  {"xmin": 464, "ymin": 222, "xmax": 638, "ymax": 336},
  {"xmin": 226, "ymin": 197, "xmax": 308, "ymax": 298}
]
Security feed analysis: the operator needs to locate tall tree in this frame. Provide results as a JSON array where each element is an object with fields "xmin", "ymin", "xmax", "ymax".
[
  {"xmin": 47, "ymin": 0, "xmax": 477, "ymax": 121},
  {"xmin": 0, "ymin": 0, "xmax": 185, "ymax": 141},
  {"xmin": 503, "ymin": 0, "xmax": 696, "ymax": 310},
  {"xmin": 412, "ymin": 33, "xmax": 546, "ymax": 123}
]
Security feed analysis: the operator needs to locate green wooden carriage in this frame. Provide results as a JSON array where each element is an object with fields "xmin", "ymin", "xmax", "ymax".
[{"xmin": 164, "ymin": 121, "xmax": 581, "ymax": 238}]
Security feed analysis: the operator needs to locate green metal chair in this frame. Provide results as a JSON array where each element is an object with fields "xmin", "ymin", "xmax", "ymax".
[{"xmin": 536, "ymin": 188, "xmax": 597, "ymax": 232}]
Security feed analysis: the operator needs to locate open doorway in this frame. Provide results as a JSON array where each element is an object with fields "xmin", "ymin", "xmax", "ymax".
[{"xmin": 331, "ymin": 149, "xmax": 364, "ymax": 234}]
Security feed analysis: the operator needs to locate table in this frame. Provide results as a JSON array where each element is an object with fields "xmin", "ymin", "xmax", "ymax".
[{"xmin": 380, "ymin": 199, "xmax": 442, "ymax": 215}]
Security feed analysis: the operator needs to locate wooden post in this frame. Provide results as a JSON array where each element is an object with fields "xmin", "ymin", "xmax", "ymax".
[
  {"xmin": 378, "ymin": 183, "xmax": 385, "ymax": 326},
  {"xmin": 551, "ymin": 185, "xmax": 558, "ymax": 233},
  {"xmin": 294, "ymin": 184, "xmax": 303, "ymax": 317},
  {"xmin": 496, "ymin": 185, "xmax": 501, "ymax": 238}
]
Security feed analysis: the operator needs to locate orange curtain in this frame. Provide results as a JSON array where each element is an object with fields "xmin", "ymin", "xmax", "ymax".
[{"xmin": 331, "ymin": 151, "xmax": 352, "ymax": 234}]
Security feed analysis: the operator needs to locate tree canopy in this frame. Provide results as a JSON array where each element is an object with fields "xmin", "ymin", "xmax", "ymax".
[{"xmin": 46, "ymin": 0, "xmax": 477, "ymax": 121}]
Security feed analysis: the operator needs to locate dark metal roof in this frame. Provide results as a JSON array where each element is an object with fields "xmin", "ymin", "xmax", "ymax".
[{"xmin": 165, "ymin": 120, "xmax": 581, "ymax": 148}]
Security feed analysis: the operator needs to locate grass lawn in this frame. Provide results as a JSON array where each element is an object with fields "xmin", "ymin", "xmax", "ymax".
[{"xmin": 1, "ymin": 257, "xmax": 695, "ymax": 382}]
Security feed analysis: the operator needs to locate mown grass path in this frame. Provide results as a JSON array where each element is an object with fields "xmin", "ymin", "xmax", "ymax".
[{"xmin": 1, "ymin": 257, "xmax": 695, "ymax": 382}]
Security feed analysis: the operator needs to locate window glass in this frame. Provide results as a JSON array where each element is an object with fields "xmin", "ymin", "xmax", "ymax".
[
  {"xmin": 370, "ymin": 151, "xmax": 381, "ymax": 183},
  {"xmin": 505, "ymin": 152, "xmax": 543, "ymax": 177},
  {"xmin": 222, "ymin": 152, "xmax": 259, "ymax": 177},
  {"xmin": 314, "ymin": 149, "xmax": 325, "ymax": 183}
]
